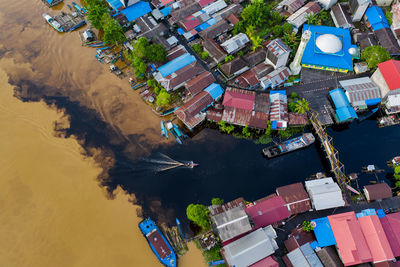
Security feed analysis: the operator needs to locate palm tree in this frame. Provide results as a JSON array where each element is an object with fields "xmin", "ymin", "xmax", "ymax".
[
  {"xmin": 306, "ymin": 13, "xmax": 317, "ymax": 25},
  {"xmin": 294, "ymin": 98, "xmax": 310, "ymax": 114},
  {"xmin": 251, "ymin": 35, "xmax": 263, "ymax": 51}
]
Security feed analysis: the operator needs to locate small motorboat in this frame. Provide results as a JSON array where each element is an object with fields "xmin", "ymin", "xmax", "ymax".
[
  {"xmin": 42, "ymin": 13, "xmax": 64, "ymax": 32},
  {"xmin": 184, "ymin": 161, "xmax": 198, "ymax": 168}
]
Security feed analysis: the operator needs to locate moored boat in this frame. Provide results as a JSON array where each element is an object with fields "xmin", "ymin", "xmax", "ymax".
[
  {"xmin": 388, "ymin": 156, "xmax": 400, "ymax": 167},
  {"xmin": 184, "ymin": 161, "xmax": 198, "ymax": 168},
  {"xmin": 42, "ymin": 13, "xmax": 64, "ymax": 32},
  {"xmin": 139, "ymin": 218, "xmax": 176, "ymax": 267},
  {"xmin": 262, "ymin": 133, "xmax": 315, "ymax": 158},
  {"xmin": 161, "ymin": 121, "xmax": 168, "ymax": 139}
]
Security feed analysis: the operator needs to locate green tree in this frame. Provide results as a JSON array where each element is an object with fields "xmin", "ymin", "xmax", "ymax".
[
  {"xmin": 242, "ymin": 125, "xmax": 251, "ymax": 138},
  {"xmin": 386, "ymin": 12, "xmax": 393, "ymax": 25},
  {"xmin": 156, "ymin": 90, "xmax": 171, "ymax": 107},
  {"xmin": 201, "ymin": 51, "xmax": 210, "ymax": 60},
  {"xmin": 132, "ymin": 57, "xmax": 147, "ymax": 77},
  {"xmin": 211, "ymin": 198, "xmax": 224, "ymax": 205},
  {"xmin": 147, "ymin": 79, "xmax": 158, "ymax": 88},
  {"xmin": 302, "ymin": 221, "xmax": 314, "ymax": 232},
  {"xmin": 251, "ymin": 35, "xmax": 263, "ymax": 51},
  {"xmin": 288, "ymin": 101, "xmax": 296, "ymax": 112},
  {"xmin": 282, "ymin": 22, "xmax": 293, "ymax": 34},
  {"xmin": 85, "ymin": 0, "xmax": 109, "ymax": 30},
  {"xmin": 103, "ymin": 14, "xmax": 126, "ymax": 45},
  {"xmin": 232, "ymin": 20, "xmax": 245, "ymax": 35},
  {"xmin": 396, "ymin": 181, "xmax": 400, "ymax": 188},
  {"xmin": 218, "ymin": 120, "xmax": 235, "ymax": 134},
  {"xmin": 133, "ymin": 37, "xmax": 150, "ymax": 59},
  {"xmin": 272, "ymin": 25, "xmax": 283, "ymax": 36},
  {"xmin": 294, "ymin": 98, "xmax": 310, "ymax": 114},
  {"xmin": 154, "ymin": 87, "xmax": 161, "ymax": 95},
  {"xmin": 361, "ymin": 45, "xmax": 390, "ymax": 70},
  {"xmin": 146, "ymin": 44, "xmax": 167, "ymax": 63},
  {"xmin": 394, "ymin": 166, "xmax": 400, "ymax": 180},
  {"xmin": 192, "ymin": 43, "xmax": 204, "ymax": 54},
  {"xmin": 186, "ymin": 204, "xmax": 210, "ymax": 230},
  {"xmin": 306, "ymin": 13, "xmax": 318, "ymax": 25},
  {"xmin": 289, "ymin": 92, "xmax": 299, "ymax": 100},
  {"xmin": 272, "ymin": 11, "xmax": 282, "ymax": 24},
  {"xmin": 283, "ymin": 32, "xmax": 300, "ymax": 51},
  {"xmin": 225, "ymin": 55, "xmax": 235, "ymax": 62},
  {"xmin": 241, "ymin": 0, "xmax": 272, "ymax": 28}
]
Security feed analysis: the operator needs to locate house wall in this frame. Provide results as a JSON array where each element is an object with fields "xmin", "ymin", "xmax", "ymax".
[
  {"xmin": 371, "ymin": 68, "xmax": 391, "ymax": 97},
  {"xmin": 277, "ymin": 52, "xmax": 290, "ymax": 69},
  {"xmin": 351, "ymin": 0, "xmax": 369, "ymax": 22},
  {"xmin": 376, "ymin": 0, "xmax": 393, "ymax": 6}
]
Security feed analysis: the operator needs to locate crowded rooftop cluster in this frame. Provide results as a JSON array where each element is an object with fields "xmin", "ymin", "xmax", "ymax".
[
  {"xmin": 81, "ymin": 0, "xmax": 400, "ymax": 137},
  {"xmin": 187, "ymin": 177, "xmax": 400, "ymax": 267}
]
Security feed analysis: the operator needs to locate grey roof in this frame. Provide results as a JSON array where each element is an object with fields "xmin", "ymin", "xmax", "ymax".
[
  {"xmin": 203, "ymin": 38, "xmax": 227, "ymax": 63},
  {"xmin": 300, "ymin": 243, "xmax": 323, "ymax": 267},
  {"xmin": 353, "ymin": 32, "xmax": 378, "ymax": 50},
  {"xmin": 330, "ymin": 3, "xmax": 353, "ymax": 28},
  {"xmin": 339, "ymin": 77, "xmax": 381, "ymax": 104},
  {"xmin": 212, "ymin": 4, "xmax": 243, "ymax": 21},
  {"xmin": 316, "ymin": 246, "xmax": 344, "ymax": 267},
  {"xmin": 222, "ymin": 227, "xmax": 278, "ymax": 267},
  {"xmin": 375, "ymin": 28, "xmax": 400, "ymax": 55},
  {"xmin": 211, "ymin": 205, "xmax": 252, "ymax": 241},
  {"xmin": 199, "ymin": 19, "xmax": 233, "ymax": 39}
]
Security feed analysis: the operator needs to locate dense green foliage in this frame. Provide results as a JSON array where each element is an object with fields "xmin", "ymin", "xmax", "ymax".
[
  {"xmin": 224, "ymin": 55, "xmax": 235, "ymax": 62},
  {"xmin": 218, "ymin": 121, "xmax": 235, "ymax": 134},
  {"xmin": 186, "ymin": 204, "xmax": 211, "ymax": 230},
  {"xmin": 306, "ymin": 11, "xmax": 332, "ymax": 26},
  {"xmin": 361, "ymin": 45, "xmax": 390, "ymax": 70},
  {"xmin": 102, "ymin": 14, "xmax": 126, "ymax": 45},
  {"xmin": 282, "ymin": 22, "xmax": 293, "ymax": 34},
  {"xmin": 386, "ymin": 12, "xmax": 393, "ymax": 25},
  {"xmin": 84, "ymin": 0, "xmax": 109, "ymax": 30},
  {"xmin": 211, "ymin": 197, "xmax": 224, "ymax": 205},
  {"xmin": 201, "ymin": 51, "xmax": 210, "ymax": 60},
  {"xmin": 156, "ymin": 90, "xmax": 171, "ymax": 107},
  {"xmin": 192, "ymin": 43, "xmax": 204, "ymax": 54},
  {"xmin": 278, "ymin": 126, "xmax": 304, "ymax": 139},
  {"xmin": 294, "ymin": 98, "xmax": 310, "ymax": 114},
  {"xmin": 203, "ymin": 245, "xmax": 224, "ymax": 264},
  {"xmin": 302, "ymin": 221, "xmax": 314, "ymax": 232},
  {"xmin": 242, "ymin": 125, "xmax": 251, "ymax": 138}
]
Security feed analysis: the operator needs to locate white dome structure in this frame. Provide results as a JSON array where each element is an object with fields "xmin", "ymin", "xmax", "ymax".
[{"xmin": 316, "ymin": 34, "xmax": 342, "ymax": 54}]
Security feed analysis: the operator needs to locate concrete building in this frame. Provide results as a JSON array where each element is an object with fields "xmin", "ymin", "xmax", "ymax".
[
  {"xmin": 265, "ymin": 38, "xmax": 291, "ymax": 69},
  {"xmin": 349, "ymin": 0, "xmax": 371, "ymax": 22},
  {"xmin": 260, "ymin": 67, "xmax": 291, "ymax": 89},
  {"xmin": 317, "ymin": 0, "xmax": 337, "ymax": 10},
  {"xmin": 290, "ymin": 30, "xmax": 311, "ymax": 75},
  {"xmin": 220, "ymin": 33, "xmax": 250, "ymax": 54},
  {"xmin": 305, "ymin": 178, "xmax": 345, "ymax": 210},
  {"xmin": 371, "ymin": 59, "xmax": 400, "ymax": 114},
  {"xmin": 221, "ymin": 226, "xmax": 278, "ymax": 267},
  {"xmin": 339, "ymin": 77, "xmax": 381, "ymax": 111},
  {"xmin": 330, "ymin": 3, "xmax": 354, "ymax": 29},
  {"xmin": 287, "ymin": 2, "xmax": 321, "ymax": 31}
]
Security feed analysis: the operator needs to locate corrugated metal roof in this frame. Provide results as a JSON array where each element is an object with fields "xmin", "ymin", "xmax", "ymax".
[
  {"xmin": 339, "ymin": 77, "xmax": 381, "ymax": 104},
  {"xmin": 223, "ymin": 228, "xmax": 278, "ymax": 267},
  {"xmin": 244, "ymin": 196, "xmax": 290, "ymax": 228},
  {"xmin": 311, "ymin": 217, "xmax": 337, "ymax": 247},
  {"xmin": 363, "ymin": 183, "xmax": 392, "ymax": 201},
  {"xmin": 366, "ymin": 6, "xmax": 390, "ymax": 31},
  {"xmin": 328, "ymin": 212, "xmax": 373, "ymax": 266},
  {"xmin": 223, "ymin": 87, "xmax": 256, "ymax": 111},
  {"xmin": 378, "ymin": 60, "xmax": 400, "ymax": 90},
  {"xmin": 276, "ymin": 183, "xmax": 311, "ymax": 215},
  {"xmin": 300, "ymin": 243, "xmax": 323, "ymax": 267},
  {"xmin": 120, "ymin": 1, "xmax": 152, "ymax": 21},
  {"xmin": 204, "ymin": 83, "xmax": 224, "ymax": 100},
  {"xmin": 203, "ymin": 0, "xmax": 227, "ymax": 15},
  {"xmin": 157, "ymin": 53, "xmax": 196, "ymax": 77},
  {"xmin": 380, "ymin": 212, "xmax": 400, "ymax": 257},
  {"xmin": 185, "ymin": 71, "xmax": 215, "ymax": 96},
  {"xmin": 359, "ymin": 215, "xmax": 395, "ymax": 263}
]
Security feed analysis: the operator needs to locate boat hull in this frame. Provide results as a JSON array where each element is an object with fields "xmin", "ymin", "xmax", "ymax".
[
  {"xmin": 263, "ymin": 133, "xmax": 315, "ymax": 158},
  {"xmin": 139, "ymin": 218, "xmax": 176, "ymax": 267}
]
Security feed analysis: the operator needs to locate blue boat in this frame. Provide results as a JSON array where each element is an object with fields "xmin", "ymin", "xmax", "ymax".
[
  {"xmin": 72, "ymin": 2, "xmax": 84, "ymax": 14},
  {"xmin": 161, "ymin": 121, "xmax": 169, "ymax": 139},
  {"xmin": 169, "ymin": 129, "xmax": 182, "ymax": 145},
  {"xmin": 139, "ymin": 218, "xmax": 176, "ymax": 267},
  {"xmin": 262, "ymin": 133, "xmax": 315, "ymax": 158},
  {"xmin": 172, "ymin": 124, "xmax": 182, "ymax": 137},
  {"xmin": 176, "ymin": 218, "xmax": 186, "ymax": 240}
]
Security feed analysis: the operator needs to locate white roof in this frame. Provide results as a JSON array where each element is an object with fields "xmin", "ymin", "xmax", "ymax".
[
  {"xmin": 317, "ymin": 0, "xmax": 337, "ymax": 10},
  {"xmin": 387, "ymin": 94, "xmax": 400, "ymax": 107},
  {"xmin": 221, "ymin": 33, "xmax": 250, "ymax": 53},
  {"xmin": 203, "ymin": 0, "xmax": 228, "ymax": 15},
  {"xmin": 223, "ymin": 228, "xmax": 278, "ymax": 267},
  {"xmin": 315, "ymin": 34, "xmax": 342, "ymax": 54},
  {"xmin": 305, "ymin": 177, "xmax": 334, "ymax": 188},
  {"xmin": 305, "ymin": 178, "xmax": 345, "ymax": 210}
]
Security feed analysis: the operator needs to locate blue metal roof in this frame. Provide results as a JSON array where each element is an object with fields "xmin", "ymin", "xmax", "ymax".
[
  {"xmin": 157, "ymin": 53, "xmax": 196, "ymax": 77},
  {"xmin": 107, "ymin": 0, "xmax": 124, "ymax": 10},
  {"xmin": 329, "ymin": 88, "xmax": 358, "ymax": 122},
  {"xmin": 365, "ymin": 98, "xmax": 381, "ymax": 106},
  {"xmin": 301, "ymin": 25, "xmax": 354, "ymax": 71},
  {"xmin": 356, "ymin": 208, "xmax": 377, "ymax": 218},
  {"xmin": 300, "ymin": 243, "xmax": 323, "ymax": 267},
  {"xmin": 120, "ymin": 1, "xmax": 152, "ymax": 22},
  {"xmin": 365, "ymin": 6, "xmax": 390, "ymax": 31},
  {"xmin": 377, "ymin": 209, "xmax": 386, "ymax": 218},
  {"xmin": 312, "ymin": 217, "xmax": 337, "ymax": 247},
  {"xmin": 270, "ymin": 90, "xmax": 286, "ymax": 95},
  {"xmin": 177, "ymin": 28, "xmax": 185, "ymax": 35},
  {"xmin": 160, "ymin": 6, "xmax": 171, "ymax": 16},
  {"xmin": 204, "ymin": 83, "xmax": 224, "ymax": 100}
]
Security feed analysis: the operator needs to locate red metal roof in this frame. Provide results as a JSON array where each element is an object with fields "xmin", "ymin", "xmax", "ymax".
[
  {"xmin": 244, "ymin": 196, "xmax": 290, "ymax": 229},
  {"xmin": 182, "ymin": 15, "xmax": 201, "ymax": 31},
  {"xmin": 359, "ymin": 215, "xmax": 395, "ymax": 263},
  {"xmin": 276, "ymin": 182, "xmax": 311, "ymax": 215},
  {"xmin": 199, "ymin": 0, "xmax": 215, "ymax": 7},
  {"xmin": 175, "ymin": 91, "xmax": 213, "ymax": 129},
  {"xmin": 223, "ymin": 87, "xmax": 256, "ymax": 111},
  {"xmin": 185, "ymin": 71, "xmax": 215, "ymax": 96},
  {"xmin": 235, "ymin": 70, "xmax": 260, "ymax": 88},
  {"xmin": 227, "ymin": 13, "xmax": 240, "ymax": 25},
  {"xmin": 380, "ymin": 212, "xmax": 400, "ymax": 257},
  {"xmin": 328, "ymin": 212, "xmax": 373, "ymax": 266},
  {"xmin": 249, "ymin": 256, "xmax": 279, "ymax": 267},
  {"xmin": 161, "ymin": 0, "xmax": 174, "ymax": 6},
  {"xmin": 378, "ymin": 60, "xmax": 400, "ymax": 90}
]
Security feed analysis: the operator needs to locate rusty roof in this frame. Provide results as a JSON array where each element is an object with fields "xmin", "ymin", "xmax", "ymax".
[
  {"xmin": 276, "ymin": 182, "xmax": 311, "ymax": 215},
  {"xmin": 199, "ymin": 19, "xmax": 233, "ymax": 39},
  {"xmin": 208, "ymin": 197, "xmax": 246, "ymax": 216},
  {"xmin": 175, "ymin": 91, "xmax": 213, "ymax": 128},
  {"xmin": 203, "ymin": 38, "xmax": 227, "ymax": 63},
  {"xmin": 364, "ymin": 183, "xmax": 392, "ymax": 201},
  {"xmin": 185, "ymin": 71, "xmax": 216, "ymax": 96},
  {"xmin": 289, "ymin": 113, "xmax": 309, "ymax": 125}
]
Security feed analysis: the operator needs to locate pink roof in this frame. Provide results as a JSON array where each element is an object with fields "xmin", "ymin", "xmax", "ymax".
[
  {"xmin": 380, "ymin": 212, "xmax": 400, "ymax": 257},
  {"xmin": 161, "ymin": 0, "xmax": 174, "ymax": 5},
  {"xmin": 182, "ymin": 15, "xmax": 201, "ymax": 31},
  {"xmin": 244, "ymin": 196, "xmax": 290, "ymax": 228},
  {"xmin": 358, "ymin": 215, "xmax": 395, "ymax": 263},
  {"xmin": 378, "ymin": 60, "xmax": 400, "ymax": 90},
  {"xmin": 222, "ymin": 88, "xmax": 256, "ymax": 111},
  {"xmin": 199, "ymin": 0, "xmax": 215, "ymax": 7},
  {"xmin": 328, "ymin": 212, "xmax": 373, "ymax": 266},
  {"xmin": 249, "ymin": 256, "xmax": 279, "ymax": 267}
]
